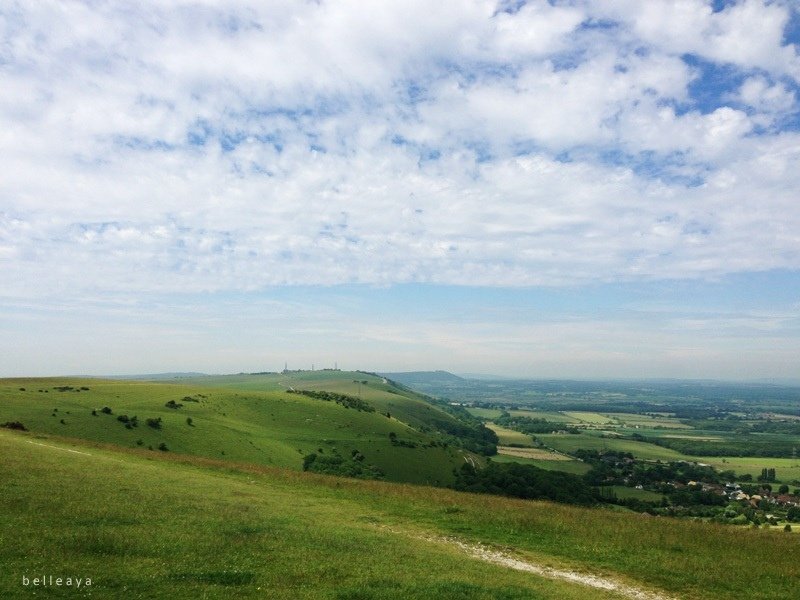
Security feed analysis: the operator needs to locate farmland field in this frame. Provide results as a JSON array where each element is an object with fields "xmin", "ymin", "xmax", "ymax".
[
  {"xmin": 697, "ymin": 456, "xmax": 800, "ymax": 484},
  {"xmin": 535, "ymin": 433, "xmax": 688, "ymax": 461},
  {"xmin": 490, "ymin": 453, "xmax": 592, "ymax": 474},
  {"xmin": 563, "ymin": 412, "xmax": 615, "ymax": 425},
  {"xmin": 465, "ymin": 407, "xmax": 504, "ymax": 419},
  {"xmin": 486, "ymin": 423, "xmax": 533, "ymax": 446},
  {"xmin": 601, "ymin": 413, "xmax": 692, "ymax": 429},
  {"xmin": 497, "ymin": 446, "xmax": 572, "ymax": 460}
]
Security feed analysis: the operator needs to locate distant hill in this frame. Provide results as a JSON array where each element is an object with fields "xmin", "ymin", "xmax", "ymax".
[
  {"xmin": 381, "ymin": 370, "xmax": 466, "ymax": 388},
  {"xmin": 109, "ymin": 372, "xmax": 209, "ymax": 380}
]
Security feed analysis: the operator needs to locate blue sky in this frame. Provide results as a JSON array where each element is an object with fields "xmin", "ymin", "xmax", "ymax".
[{"xmin": 1, "ymin": 1, "xmax": 799, "ymax": 379}]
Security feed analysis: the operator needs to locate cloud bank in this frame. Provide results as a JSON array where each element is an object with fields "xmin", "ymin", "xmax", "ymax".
[{"xmin": 2, "ymin": 0, "xmax": 800, "ymax": 298}]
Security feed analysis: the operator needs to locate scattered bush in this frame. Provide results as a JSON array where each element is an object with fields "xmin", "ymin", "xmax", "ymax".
[
  {"xmin": 165, "ymin": 400, "xmax": 183, "ymax": 409},
  {"xmin": 1, "ymin": 421, "xmax": 27, "ymax": 431},
  {"xmin": 91, "ymin": 409, "xmax": 98, "ymax": 416},
  {"xmin": 60, "ymin": 419, "xmax": 66, "ymax": 425},
  {"xmin": 18, "ymin": 387, "xmax": 25, "ymax": 392},
  {"xmin": 186, "ymin": 417, "xmax": 194, "ymax": 426},
  {"xmin": 302, "ymin": 451, "xmax": 384, "ymax": 480},
  {"xmin": 158, "ymin": 442, "xmax": 169, "ymax": 451},
  {"xmin": 146, "ymin": 417, "xmax": 162, "ymax": 430},
  {"xmin": 100, "ymin": 407, "xmax": 112, "ymax": 415}
]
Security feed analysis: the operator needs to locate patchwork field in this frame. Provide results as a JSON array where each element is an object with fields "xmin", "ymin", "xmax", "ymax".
[{"xmin": 533, "ymin": 433, "xmax": 689, "ymax": 461}]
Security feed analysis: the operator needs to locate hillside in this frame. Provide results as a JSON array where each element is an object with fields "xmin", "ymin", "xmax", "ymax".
[
  {"xmin": 1, "ymin": 428, "xmax": 798, "ymax": 599},
  {"xmin": 0, "ymin": 373, "xmax": 487, "ymax": 486}
]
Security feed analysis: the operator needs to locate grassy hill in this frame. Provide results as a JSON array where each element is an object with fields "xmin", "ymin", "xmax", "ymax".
[
  {"xmin": 0, "ymin": 373, "xmax": 482, "ymax": 486},
  {"xmin": 1, "ymin": 428, "xmax": 798, "ymax": 599}
]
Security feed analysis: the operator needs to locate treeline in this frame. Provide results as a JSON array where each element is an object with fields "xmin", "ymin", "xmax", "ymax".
[
  {"xmin": 288, "ymin": 390, "xmax": 375, "ymax": 412},
  {"xmin": 685, "ymin": 417, "xmax": 800, "ymax": 436},
  {"xmin": 451, "ymin": 462, "xmax": 598, "ymax": 505},
  {"xmin": 631, "ymin": 434, "xmax": 797, "ymax": 458},
  {"xmin": 576, "ymin": 450, "xmax": 734, "ymax": 487},
  {"xmin": 495, "ymin": 413, "xmax": 579, "ymax": 435}
]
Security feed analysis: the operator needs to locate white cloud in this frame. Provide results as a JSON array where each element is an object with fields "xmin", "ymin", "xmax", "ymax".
[
  {"xmin": 592, "ymin": 0, "xmax": 800, "ymax": 80},
  {"xmin": 1, "ymin": 0, "xmax": 799, "ymax": 301},
  {"xmin": 737, "ymin": 75, "xmax": 797, "ymax": 114}
]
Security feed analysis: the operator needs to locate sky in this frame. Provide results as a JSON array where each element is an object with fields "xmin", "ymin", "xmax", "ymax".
[{"xmin": 1, "ymin": 0, "xmax": 799, "ymax": 380}]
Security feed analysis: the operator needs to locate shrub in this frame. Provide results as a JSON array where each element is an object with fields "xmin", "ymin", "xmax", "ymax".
[
  {"xmin": 117, "ymin": 415, "xmax": 130, "ymax": 423},
  {"xmin": 100, "ymin": 407, "xmax": 112, "ymax": 415},
  {"xmin": 165, "ymin": 400, "xmax": 183, "ymax": 409},
  {"xmin": 146, "ymin": 417, "xmax": 162, "ymax": 430},
  {"xmin": 1, "ymin": 421, "xmax": 27, "ymax": 431},
  {"xmin": 158, "ymin": 442, "xmax": 169, "ymax": 451},
  {"xmin": 186, "ymin": 417, "xmax": 194, "ymax": 426},
  {"xmin": 91, "ymin": 409, "xmax": 97, "ymax": 416}
]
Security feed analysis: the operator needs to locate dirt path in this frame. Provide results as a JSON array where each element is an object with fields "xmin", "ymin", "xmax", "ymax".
[
  {"xmin": 27, "ymin": 440, "xmax": 92, "ymax": 456},
  {"xmin": 383, "ymin": 526, "xmax": 677, "ymax": 600}
]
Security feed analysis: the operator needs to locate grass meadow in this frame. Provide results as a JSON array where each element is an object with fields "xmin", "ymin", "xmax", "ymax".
[
  {"xmin": 1, "ymin": 429, "xmax": 798, "ymax": 599},
  {"xmin": 0, "ymin": 377, "xmax": 469, "ymax": 486}
]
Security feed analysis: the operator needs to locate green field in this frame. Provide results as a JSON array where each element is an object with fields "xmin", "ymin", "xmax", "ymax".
[
  {"xmin": 2, "ymin": 429, "xmax": 799, "ymax": 599},
  {"xmin": 0, "ymin": 375, "xmax": 475, "ymax": 486},
  {"xmin": 563, "ymin": 412, "xmax": 615, "ymax": 425},
  {"xmin": 535, "ymin": 433, "xmax": 688, "ymax": 461},
  {"xmin": 466, "ymin": 407, "xmax": 504, "ymax": 420},
  {"xmin": 698, "ymin": 456, "xmax": 800, "ymax": 484},
  {"xmin": 507, "ymin": 409, "xmax": 580, "ymax": 423},
  {"xmin": 601, "ymin": 413, "xmax": 692, "ymax": 430},
  {"xmin": 490, "ymin": 453, "xmax": 592, "ymax": 475},
  {"xmin": 486, "ymin": 423, "xmax": 533, "ymax": 446}
]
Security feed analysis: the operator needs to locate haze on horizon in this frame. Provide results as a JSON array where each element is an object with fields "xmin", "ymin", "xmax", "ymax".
[{"xmin": 1, "ymin": 1, "xmax": 799, "ymax": 381}]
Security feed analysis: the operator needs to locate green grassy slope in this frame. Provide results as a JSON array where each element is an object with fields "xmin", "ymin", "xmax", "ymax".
[
  {"xmin": 0, "ymin": 377, "xmax": 472, "ymax": 485},
  {"xmin": 1, "ymin": 429, "xmax": 798, "ymax": 599},
  {"xmin": 176, "ymin": 370, "xmax": 472, "ymax": 434}
]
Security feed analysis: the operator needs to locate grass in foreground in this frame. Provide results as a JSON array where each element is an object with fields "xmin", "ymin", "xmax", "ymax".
[{"xmin": 1, "ymin": 429, "xmax": 799, "ymax": 599}]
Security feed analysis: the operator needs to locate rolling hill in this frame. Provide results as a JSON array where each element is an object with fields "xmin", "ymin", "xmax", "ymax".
[
  {"xmin": 1, "ymin": 428, "xmax": 797, "ymax": 599},
  {"xmin": 0, "ymin": 372, "xmax": 488, "ymax": 486}
]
